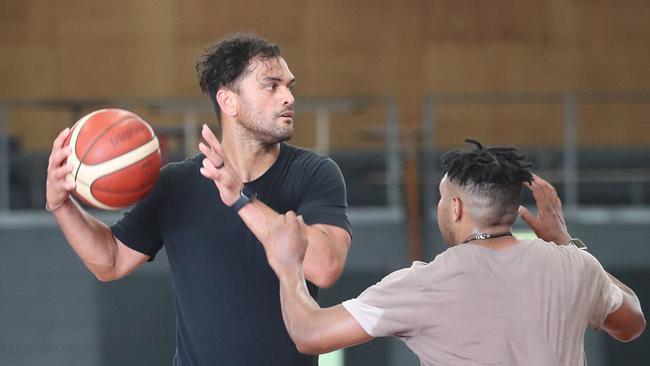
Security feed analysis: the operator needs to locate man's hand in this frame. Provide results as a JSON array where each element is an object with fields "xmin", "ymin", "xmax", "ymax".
[
  {"xmin": 518, "ymin": 174, "xmax": 572, "ymax": 245},
  {"xmin": 198, "ymin": 124, "xmax": 243, "ymax": 206},
  {"xmin": 46, "ymin": 127, "xmax": 76, "ymax": 211},
  {"xmin": 264, "ymin": 211, "xmax": 308, "ymax": 276}
]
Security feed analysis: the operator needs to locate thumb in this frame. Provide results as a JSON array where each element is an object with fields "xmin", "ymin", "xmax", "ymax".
[
  {"xmin": 285, "ymin": 211, "xmax": 298, "ymax": 226},
  {"xmin": 518, "ymin": 206, "xmax": 537, "ymax": 227},
  {"xmin": 296, "ymin": 215, "xmax": 307, "ymax": 240}
]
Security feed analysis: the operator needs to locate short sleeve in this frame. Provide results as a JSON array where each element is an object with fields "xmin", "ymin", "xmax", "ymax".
[
  {"xmin": 342, "ymin": 264, "xmax": 423, "ymax": 338},
  {"xmin": 297, "ymin": 158, "xmax": 351, "ymax": 235},
  {"xmin": 583, "ymin": 252, "xmax": 624, "ymax": 330},
  {"xmin": 110, "ymin": 165, "xmax": 168, "ymax": 259}
]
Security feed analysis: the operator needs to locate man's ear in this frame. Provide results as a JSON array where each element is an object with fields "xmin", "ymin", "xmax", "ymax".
[
  {"xmin": 216, "ymin": 89, "xmax": 238, "ymax": 118},
  {"xmin": 451, "ymin": 196, "xmax": 463, "ymax": 222}
]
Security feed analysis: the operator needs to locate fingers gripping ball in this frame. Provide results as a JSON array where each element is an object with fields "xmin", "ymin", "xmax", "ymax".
[{"xmin": 62, "ymin": 109, "xmax": 161, "ymax": 210}]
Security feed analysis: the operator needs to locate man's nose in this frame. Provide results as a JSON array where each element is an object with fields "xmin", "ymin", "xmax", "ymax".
[{"xmin": 282, "ymin": 86, "xmax": 295, "ymax": 106}]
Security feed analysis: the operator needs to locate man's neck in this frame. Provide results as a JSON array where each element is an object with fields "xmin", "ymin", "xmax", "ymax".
[
  {"xmin": 457, "ymin": 224, "xmax": 518, "ymax": 250},
  {"xmin": 221, "ymin": 129, "xmax": 281, "ymax": 183}
]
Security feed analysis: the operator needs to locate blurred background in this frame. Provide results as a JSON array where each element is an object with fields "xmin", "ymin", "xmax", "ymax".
[{"xmin": 1, "ymin": 0, "xmax": 649, "ymax": 365}]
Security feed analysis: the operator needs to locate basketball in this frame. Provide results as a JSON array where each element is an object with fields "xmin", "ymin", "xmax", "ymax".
[{"xmin": 62, "ymin": 108, "xmax": 161, "ymax": 210}]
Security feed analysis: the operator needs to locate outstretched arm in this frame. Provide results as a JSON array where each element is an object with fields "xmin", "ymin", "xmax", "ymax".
[
  {"xmin": 199, "ymin": 124, "xmax": 351, "ymax": 288},
  {"xmin": 519, "ymin": 174, "xmax": 645, "ymax": 342},
  {"xmin": 264, "ymin": 212, "xmax": 372, "ymax": 354}
]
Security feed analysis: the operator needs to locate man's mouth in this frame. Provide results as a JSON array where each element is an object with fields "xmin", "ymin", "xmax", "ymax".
[{"xmin": 278, "ymin": 111, "xmax": 295, "ymax": 119}]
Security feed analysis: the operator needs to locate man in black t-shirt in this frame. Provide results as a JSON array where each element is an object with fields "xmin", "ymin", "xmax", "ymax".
[{"xmin": 45, "ymin": 34, "xmax": 352, "ymax": 365}]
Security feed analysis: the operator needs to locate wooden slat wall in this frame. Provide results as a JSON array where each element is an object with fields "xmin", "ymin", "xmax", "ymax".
[{"xmin": 1, "ymin": 0, "xmax": 648, "ymax": 150}]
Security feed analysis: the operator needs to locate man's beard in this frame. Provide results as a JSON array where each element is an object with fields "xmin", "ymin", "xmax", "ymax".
[
  {"xmin": 239, "ymin": 104, "xmax": 293, "ymax": 144},
  {"xmin": 241, "ymin": 119, "xmax": 292, "ymax": 144}
]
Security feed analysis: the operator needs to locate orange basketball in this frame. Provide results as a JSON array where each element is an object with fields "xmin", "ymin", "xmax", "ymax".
[{"xmin": 63, "ymin": 108, "xmax": 161, "ymax": 210}]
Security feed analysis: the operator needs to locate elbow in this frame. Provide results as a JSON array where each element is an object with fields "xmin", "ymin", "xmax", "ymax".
[
  {"xmin": 622, "ymin": 317, "xmax": 646, "ymax": 342},
  {"xmin": 295, "ymin": 340, "xmax": 320, "ymax": 355},
  {"xmin": 304, "ymin": 231, "xmax": 350, "ymax": 288},
  {"xmin": 296, "ymin": 344, "xmax": 327, "ymax": 356},
  {"xmin": 642, "ymin": 316, "xmax": 648, "ymax": 335},
  {"xmin": 88, "ymin": 258, "xmax": 120, "ymax": 282},
  {"xmin": 307, "ymin": 254, "xmax": 347, "ymax": 288},
  {"xmin": 95, "ymin": 275, "xmax": 115, "ymax": 283},
  {"xmin": 293, "ymin": 330, "xmax": 329, "ymax": 355},
  {"xmin": 93, "ymin": 269, "xmax": 119, "ymax": 282},
  {"xmin": 614, "ymin": 316, "xmax": 646, "ymax": 343},
  {"xmin": 616, "ymin": 331, "xmax": 642, "ymax": 343},
  {"xmin": 288, "ymin": 313, "xmax": 331, "ymax": 355},
  {"xmin": 308, "ymin": 265, "xmax": 342, "ymax": 289}
]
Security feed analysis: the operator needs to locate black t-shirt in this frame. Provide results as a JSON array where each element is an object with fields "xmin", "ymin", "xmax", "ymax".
[{"xmin": 111, "ymin": 143, "xmax": 351, "ymax": 366}]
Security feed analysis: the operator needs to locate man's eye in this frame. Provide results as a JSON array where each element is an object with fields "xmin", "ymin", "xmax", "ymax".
[{"xmin": 265, "ymin": 84, "xmax": 277, "ymax": 91}]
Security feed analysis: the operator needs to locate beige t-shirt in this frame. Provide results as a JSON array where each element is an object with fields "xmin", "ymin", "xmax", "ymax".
[{"xmin": 342, "ymin": 239, "xmax": 623, "ymax": 366}]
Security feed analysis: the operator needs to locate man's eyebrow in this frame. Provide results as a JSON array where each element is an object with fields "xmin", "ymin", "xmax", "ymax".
[
  {"xmin": 261, "ymin": 76, "xmax": 296, "ymax": 84},
  {"xmin": 261, "ymin": 76, "xmax": 281, "ymax": 82}
]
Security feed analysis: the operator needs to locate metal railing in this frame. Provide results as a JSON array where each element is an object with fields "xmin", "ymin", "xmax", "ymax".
[
  {"xmin": 0, "ymin": 96, "xmax": 402, "ymax": 213},
  {"xmin": 421, "ymin": 91, "xmax": 650, "ymax": 216},
  {"xmin": 2, "ymin": 91, "xmax": 648, "ymax": 217}
]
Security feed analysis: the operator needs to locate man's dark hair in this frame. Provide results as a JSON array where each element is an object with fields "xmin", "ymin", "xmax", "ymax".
[
  {"xmin": 196, "ymin": 34, "xmax": 281, "ymax": 123},
  {"xmin": 440, "ymin": 139, "xmax": 534, "ymax": 226}
]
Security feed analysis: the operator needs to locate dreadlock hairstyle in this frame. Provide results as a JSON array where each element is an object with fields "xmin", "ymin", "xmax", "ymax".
[{"xmin": 440, "ymin": 139, "xmax": 534, "ymax": 226}]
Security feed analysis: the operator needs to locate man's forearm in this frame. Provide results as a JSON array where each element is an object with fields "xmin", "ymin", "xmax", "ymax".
[
  {"xmin": 265, "ymin": 212, "xmax": 373, "ymax": 355},
  {"xmin": 302, "ymin": 224, "xmax": 348, "ymax": 287},
  {"xmin": 239, "ymin": 200, "xmax": 347, "ymax": 287},
  {"xmin": 52, "ymin": 198, "xmax": 120, "ymax": 280},
  {"xmin": 276, "ymin": 265, "xmax": 374, "ymax": 355},
  {"xmin": 277, "ymin": 266, "xmax": 322, "ymax": 352}
]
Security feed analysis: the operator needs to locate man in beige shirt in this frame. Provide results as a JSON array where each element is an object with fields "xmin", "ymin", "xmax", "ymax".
[{"xmin": 261, "ymin": 140, "xmax": 645, "ymax": 365}]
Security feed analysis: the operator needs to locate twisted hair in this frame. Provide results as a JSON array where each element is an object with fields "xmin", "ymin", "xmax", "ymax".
[
  {"xmin": 441, "ymin": 139, "xmax": 533, "ymax": 186},
  {"xmin": 196, "ymin": 33, "xmax": 281, "ymax": 123},
  {"xmin": 440, "ymin": 139, "xmax": 533, "ymax": 226}
]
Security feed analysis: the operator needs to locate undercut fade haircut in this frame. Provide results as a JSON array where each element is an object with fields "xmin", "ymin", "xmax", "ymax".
[
  {"xmin": 196, "ymin": 33, "xmax": 281, "ymax": 123},
  {"xmin": 440, "ymin": 139, "xmax": 534, "ymax": 226}
]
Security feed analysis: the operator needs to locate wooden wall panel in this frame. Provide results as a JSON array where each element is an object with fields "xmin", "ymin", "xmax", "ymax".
[
  {"xmin": 0, "ymin": 0, "xmax": 648, "ymax": 150},
  {"xmin": 433, "ymin": 104, "xmax": 566, "ymax": 149},
  {"xmin": 577, "ymin": 103, "xmax": 650, "ymax": 147}
]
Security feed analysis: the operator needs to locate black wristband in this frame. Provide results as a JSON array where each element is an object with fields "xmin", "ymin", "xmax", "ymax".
[{"xmin": 231, "ymin": 187, "xmax": 256, "ymax": 212}]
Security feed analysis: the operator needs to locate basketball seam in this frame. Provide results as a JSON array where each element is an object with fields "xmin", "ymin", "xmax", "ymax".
[
  {"xmin": 74, "ymin": 137, "xmax": 159, "ymax": 185},
  {"xmin": 74, "ymin": 114, "xmax": 141, "ymax": 182},
  {"xmin": 67, "ymin": 113, "xmax": 92, "ymax": 184},
  {"xmin": 89, "ymin": 149, "xmax": 160, "ymax": 194}
]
